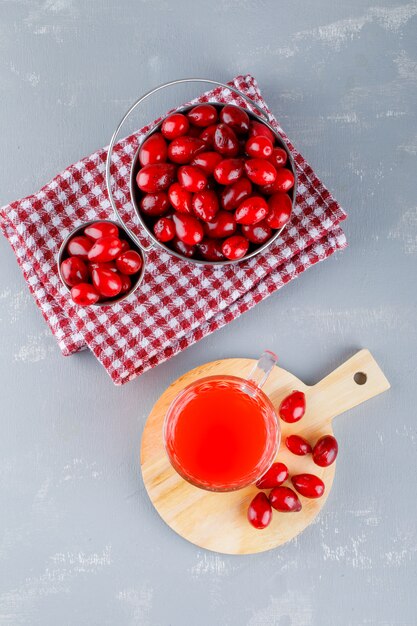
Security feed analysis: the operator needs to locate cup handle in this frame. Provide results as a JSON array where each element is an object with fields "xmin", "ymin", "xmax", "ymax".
[{"xmin": 247, "ymin": 350, "xmax": 278, "ymax": 390}]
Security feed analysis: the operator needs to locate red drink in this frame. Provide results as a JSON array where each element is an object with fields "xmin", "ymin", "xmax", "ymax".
[{"xmin": 164, "ymin": 376, "xmax": 279, "ymax": 491}]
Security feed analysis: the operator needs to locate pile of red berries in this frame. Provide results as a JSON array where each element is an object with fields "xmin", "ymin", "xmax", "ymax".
[
  {"xmin": 59, "ymin": 222, "xmax": 143, "ymax": 306},
  {"xmin": 135, "ymin": 103, "xmax": 295, "ymax": 262},
  {"xmin": 247, "ymin": 390, "xmax": 339, "ymax": 530}
]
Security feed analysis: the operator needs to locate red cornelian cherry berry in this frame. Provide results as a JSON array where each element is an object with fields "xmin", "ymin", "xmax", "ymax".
[
  {"xmin": 220, "ymin": 178, "xmax": 252, "ymax": 211},
  {"xmin": 88, "ymin": 236, "xmax": 123, "ymax": 263},
  {"xmin": 213, "ymin": 124, "xmax": 239, "ymax": 157},
  {"xmin": 237, "ymin": 137, "xmax": 247, "ymax": 154},
  {"xmin": 213, "ymin": 158, "xmax": 244, "ymax": 185},
  {"xmin": 312, "ymin": 435, "xmax": 338, "ymax": 467},
  {"xmin": 258, "ymin": 177, "xmax": 286, "ymax": 195},
  {"xmin": 187, "ymin": 104, "xmax": 218, "ymax": 127},
  {"xmin": 199, "ymin": 124, "xmax": 217, "ymax": 148},
  {"xmin": 249, "ymin": 120, "xmax": 275, "ymax": 144},
  {"xmin": 244, "ymin": 158, "xmax": 277, "ymax": 186},
  {"xmin": 84, "ymin": 221, "xmax": 119, "ymax": 241},
  {"xmin": 168, "ymin": 183, "xmax": 193, "ymax": 214},
  {"xmin": 172, "ymin": 213, "xmax": 204, "ymax": 246},
  {"xmin": 220, "ymin": 105, "xmax": 250, "ymax": 134},
  {"xmin": 167, "ymin": 136, "xmax": 206, "ymax": 164},
  {"xmin": 136, "ymin": 163, "xmax": 176, "ymax": 193},
  {"xmin": 91, "ymin": 267, "xmax": 123, "ymax": 298},
  {"xmin": 241, "ymin": 220, "xmax": 272, "ymax": 244},
  {"xmin": 187, "ymin": 124, "xmax": 203, "ymax": 138},
  {"xmin": 192, "ymin": 190, "xmax": 219, "ymax": 222},
  {"xmin": 222, "ymin": 234, "xmax": 249, "ymax": 260},
  {"xmin": 269, "ymin": 147, "xmax": 288, "ymax": 169},
  {"xmin": 154, "ymin": 217, "xmax": 175, "ymax": 242},
  {"xmin": 279, "ymin": 390, "xmax": 306, "ymax": 423},
  {"xmin": 171, "ymin": 237, "xmax": 196, "ymax": 258},
  {"xmin": 245, "ymin": 135, "xmax": 273, "ymax": 159},
  {"xmin": 266, "ymin": 193, "xmax": 292, "ymax": 229},
  {"xmin": 272, "ymin": 168, "xmax": 295, "ymax": 192},
  {"xmin": 190, "ymin": 151, "xmax": 223, "ymax": 176},
  {"xmin": 291, "ymin": 474, "xmax": 325, "ymax": 499},
  {"xmin": 204, "ymin": 210, "xmax": 236, "ymax": 238},
  {"xmin": 119, "ymin": 273, "xmax": 132, "ymax": 294},
  {"xmin": 235, "ymin": 196, "xmax": 268, "ymax": 225},
  {"xmin": 67, "ymin": 236, "xmax": 92, "ymax": 260},
  {"xmin": 115, "ymin": 250, "xmax": 143, "ymax": 275},
  {"xmin": 269, "ymin": 486, "xmax": 302, "ymax": 512},
  {"xmin": 247, "ymin": 492, "xmax": 273, "ymax": 529},
  {"xmin": 197, "ymin": 238, "xmax": 225, "ymax": 261},
  {"xmin": 120, "ymin": 240, "xmax": 130, "ymax": 253},
  {"xmin": 138, "ymin": 132, "xmax": 167, "ymax": 166},
  {"xmin": 177, "ymin": 166, "xmax": 207, "ymax": 192},
  {"xmin": 286, "ymin": 435, "xmax": 312, "ymax": 456},
  {"xmin": 60, "ymin": 256, "xmax": 89, "ymax": 287},
  {"xmin": 256, "ymin": 462, "xmax": 288, "ymax": 489},
  {"xmin": 161, "ymin": 113, "xmax": 190, "ymax": 140},
  {"xmin": 88, "ymin": 261, "xmax": 117, "ymax": 276},
  {"xmin": 140, "ymin": 192, "xmax": 169, "ymax": 216},
  {"xmin": 70, "ymin": 283, "xmax": 100, "ymax": 306}
]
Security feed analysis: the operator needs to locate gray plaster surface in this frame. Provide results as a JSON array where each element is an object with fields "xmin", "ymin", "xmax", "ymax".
[{"xmin": 0, "ymin": 1, "xmax": 416, "ymax": 624}]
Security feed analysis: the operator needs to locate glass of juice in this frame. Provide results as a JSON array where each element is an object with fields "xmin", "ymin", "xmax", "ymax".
[{"xmin": 163, "ymin": 351, "xmax": 280, "ymax": 492}]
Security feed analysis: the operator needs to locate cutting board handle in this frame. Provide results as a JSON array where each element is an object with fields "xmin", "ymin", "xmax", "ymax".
[{"xmin": 311, "ymin": 349, "xmax": 390, "ymax": 423}]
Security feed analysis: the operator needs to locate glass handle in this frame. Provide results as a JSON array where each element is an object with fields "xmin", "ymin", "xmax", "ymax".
[{"xmin": 247, "ymin": 350, "xmax": 278, "ymax": 390}]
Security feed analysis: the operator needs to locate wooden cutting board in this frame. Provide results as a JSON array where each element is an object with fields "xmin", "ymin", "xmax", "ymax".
[{"xmin": 140, "ymin": 350, "xmax": 390, "ymax": 555}]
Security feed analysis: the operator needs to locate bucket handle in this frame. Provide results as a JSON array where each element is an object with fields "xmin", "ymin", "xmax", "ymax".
[{"xmin": 105, "ymin": 78, "xmax": 269, "ymax": 252}]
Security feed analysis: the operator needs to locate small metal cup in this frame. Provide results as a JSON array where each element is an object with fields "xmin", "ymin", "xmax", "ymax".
[{"xmin": 57, "ymin": 220, "xmax": 146, "ymax": 306}]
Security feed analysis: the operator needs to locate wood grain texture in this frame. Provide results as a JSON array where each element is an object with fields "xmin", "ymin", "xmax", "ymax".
[{"xmin": 141, "ymin": 350, "xmax": 390, "ymax": 554}]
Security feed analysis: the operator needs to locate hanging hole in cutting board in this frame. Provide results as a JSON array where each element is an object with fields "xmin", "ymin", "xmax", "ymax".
[{"xmin": 354, "ymin": 371, "xmax": 367, "ymax": 385}]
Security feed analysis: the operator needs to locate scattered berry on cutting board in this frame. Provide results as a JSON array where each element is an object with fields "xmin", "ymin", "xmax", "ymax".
[{"xmin": 248, "ymin": 390, "xmax": 338, "ymax": 528}]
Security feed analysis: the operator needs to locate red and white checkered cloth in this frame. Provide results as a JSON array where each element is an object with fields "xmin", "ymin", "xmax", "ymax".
[{"xmin": 1, "ymin": 75, "xmax": 347, "ymax": 385}]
